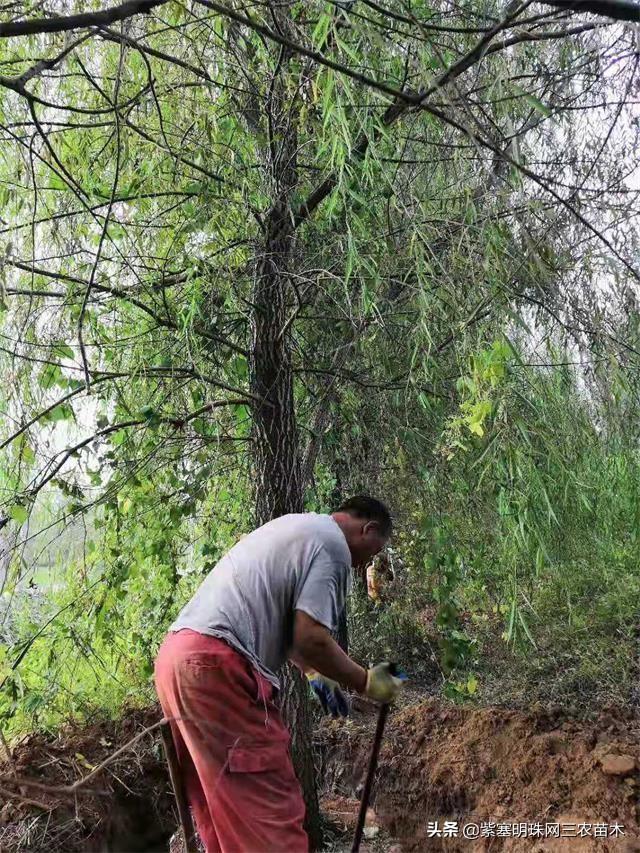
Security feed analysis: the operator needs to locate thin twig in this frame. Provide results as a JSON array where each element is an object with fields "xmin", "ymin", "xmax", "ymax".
[
  {"xmin": 78, "ymin": 30, "xmax": 125, "ymax": 388},
  {"xmin": 0, "ymin": 728, "xmax": 14, "ymax": 769},
  {"xmin": 0, "ymin": 785, "xmax": 52, "ymax": 811},
  {"xmin": 0, "ymin": 719, "xmax": 168, "ymax": 796}
]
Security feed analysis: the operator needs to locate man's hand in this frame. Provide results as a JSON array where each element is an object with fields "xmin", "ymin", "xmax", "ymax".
[
  {"xmin": 364, "ymin": 662, "xmax": 405, "ymax": 703},
  {"xmin": 306, "ymin": 671, "xmax": 349, "ymax": 717}
]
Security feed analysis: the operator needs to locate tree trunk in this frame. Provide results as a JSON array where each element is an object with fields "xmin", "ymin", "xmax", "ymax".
[
  {"xmin": 249, "ymin": 191, "xmax": 324, "ymax": 853},
  {"xmin": 248, "ymin": 18, "xmax": 322, "ymax": 849},
  {"xmin": 250, "ymin": 211, "xmax": 302, "ymax": 520},
  {"xmin": 337, "ymin": 606, "xmax": 349, "ymax": 656},
  {"xmin": 280, "ymin": 662, "xmax": 322, "ymax": 843}
]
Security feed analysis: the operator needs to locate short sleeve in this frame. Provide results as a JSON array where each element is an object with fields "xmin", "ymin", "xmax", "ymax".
[{"xmin": 294, "ymin": 546, "xmax": 349, "ymax": 633}]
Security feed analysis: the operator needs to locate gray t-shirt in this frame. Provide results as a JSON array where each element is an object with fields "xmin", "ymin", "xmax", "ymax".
[{"xmin": 170, "ymin": 513, "xmax": 352, "ymax": 688}]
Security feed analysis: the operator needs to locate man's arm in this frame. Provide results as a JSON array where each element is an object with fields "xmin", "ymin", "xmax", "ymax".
[
  {"xmin": 291, "ymin": 610, "xmax": 367, "ymax": 693},
  {"xmin": 288, "ymin": 648, "xmax": 308, "ymax": 674}
]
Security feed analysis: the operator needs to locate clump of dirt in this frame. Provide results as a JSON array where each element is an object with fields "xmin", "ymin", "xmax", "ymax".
[
  {"xmin": 318, "ymin": 697, "xmax": 640, "ymax": 851},
  {"xmin": 3, "ymin": 697, "xmax": 639, "ymax": 852},
  {"xmin": 0, "ymin": 708, "xmax": 174, "ymax": 852},
  {"xmin": 321, "ymin": 794, "xmax": 362, "ymax": 834}
]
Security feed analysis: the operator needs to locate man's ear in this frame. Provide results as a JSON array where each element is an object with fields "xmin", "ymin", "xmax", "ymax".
[{"xmin": 363, "ymin": 520, "xmax": 380, "ymax": 535}]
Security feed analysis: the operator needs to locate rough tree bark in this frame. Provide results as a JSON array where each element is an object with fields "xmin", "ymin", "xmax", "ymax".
[{"xmin": 248, "ymin": 15, "xmax": 323, "ymax": 849}]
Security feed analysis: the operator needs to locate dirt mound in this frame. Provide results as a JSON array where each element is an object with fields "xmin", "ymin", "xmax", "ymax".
[
  {"xmin": 2, "ymin": 697, "xmax": 638, "ymax": 852},
  {"xmin": 319, "ymin": 698, "xmax": 640, "ymax": 851},
  {"xmin": 0, "ymin": 708, "xmax": 174, "ymax": 852}
]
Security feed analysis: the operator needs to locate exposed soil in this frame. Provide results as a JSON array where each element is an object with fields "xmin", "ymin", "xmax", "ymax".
[
  {"xmin": 1, "ymin": 695, "xmax": 638, "ymax": 852},
  {"xmin": 318, "ymin": 694, "xmax": 640, "ymax": 852},
  {"xmin": 0, "ymin": 708, "xmax": 175, "ymax": 852}
]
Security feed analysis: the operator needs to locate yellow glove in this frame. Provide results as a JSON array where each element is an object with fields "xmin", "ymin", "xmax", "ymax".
[{"xmin": 364, "ymin": 662, "xmax": 405, "ymax": 703}]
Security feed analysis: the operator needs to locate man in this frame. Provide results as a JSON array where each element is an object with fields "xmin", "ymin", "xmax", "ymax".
[
  {"xmin": 155, "ymin": 495, "xmax": 404, "ymax": 853},
  {"xmin": 366, "ymin": 550, "xmax": 395, "ymax": 603}
]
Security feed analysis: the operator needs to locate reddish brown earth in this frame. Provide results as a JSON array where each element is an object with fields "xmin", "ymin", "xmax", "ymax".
[
  {"xmin": 0, "ymin": 708, "xmax": 174, "ymax": 852},
  {"xmin": 319, "ymin": 696, "xmax": 640, "ymax": 852},
  {"xmin": 1, "ymin": 696, "xmax": 638, "ymax": 851}
]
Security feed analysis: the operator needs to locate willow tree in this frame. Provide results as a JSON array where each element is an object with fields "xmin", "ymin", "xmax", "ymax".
[{"xmin": 1, "ymin": 0, "xmax": 640, "ymax": 844}]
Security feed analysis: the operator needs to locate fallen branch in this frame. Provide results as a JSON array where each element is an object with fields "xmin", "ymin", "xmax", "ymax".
[
  {"xmin": 0, "ymin": 718, "xmax": 168, "ymax": 797},
  {"xmin": 0, "ymin": 785, "xmax": 52, "ymax": 810}
]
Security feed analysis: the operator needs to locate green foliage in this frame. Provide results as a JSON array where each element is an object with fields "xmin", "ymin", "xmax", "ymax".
[
  {"xmin": 348, "ymin": 582, "xmax": 437, "ymax": 677},
  {"xmin": 0, "ymin": 473, "xmax": 252, "ymax": 736},
  {"xmin": 345, "ymin": 350, "xmax": 640, "ymax": 708},
  {"xmin": 1, "ymin": 0, "xmax": 639, "ymax": 735},
  {"xmin": 441, "ymin": 338, "xmax": 511, "ymax": 452}
]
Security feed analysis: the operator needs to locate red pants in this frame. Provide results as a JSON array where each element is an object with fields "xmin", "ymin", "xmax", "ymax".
[{"xmin": 155, "ymin": 629, "xmax": 308, "ymax": 853}]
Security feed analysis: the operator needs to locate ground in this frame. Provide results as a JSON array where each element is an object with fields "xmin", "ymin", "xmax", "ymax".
[
  {"xmin": 318, "ymin": 689, "xmax": 640, "ymax": 852},
  {"xmin": 0, "ymin": 690, "xmax": 638, "ymax": 852}
]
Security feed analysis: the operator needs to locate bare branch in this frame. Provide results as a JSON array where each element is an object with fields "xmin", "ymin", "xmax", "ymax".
[
  {"xmin": 0, "ymin": 718, "xmax": 168, "ymax": 796},
  {"xmin": 78, "ymin": 33, "xmax": 125, "ymax": 387},
  {"xmin": 538, "ymin": 0, "xmax": 640, "ymax": 22},
  {"xmin": 0, "ymin": 0, "xmax": 167, "ymax": 38}
]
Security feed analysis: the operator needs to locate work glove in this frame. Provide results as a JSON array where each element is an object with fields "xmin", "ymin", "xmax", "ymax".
[
  {"xmin": 364, "ymin": 662, "xmax": 406, "ymax": 704},
  {"xmin": 306, "ymin": 671, "xmax": 349, "ymax": 718}
]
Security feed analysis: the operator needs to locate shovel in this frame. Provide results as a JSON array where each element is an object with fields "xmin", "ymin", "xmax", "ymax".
[
  {"xmin": 160, "ymin": 721, "xmax": 198, "ymax": 853},
  {"xmin": 351, "ymin": 664, "xmax": 406, "ymax": 853}
]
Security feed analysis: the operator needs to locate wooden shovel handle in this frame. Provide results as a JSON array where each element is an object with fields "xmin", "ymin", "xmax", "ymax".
[
  {"xmin": 351, "ymin": 702, "xmax": 390, "ymax": 853},
  {"xmin": 160, "ymin": 721, "xmax": 198, "ymax": 853}
]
